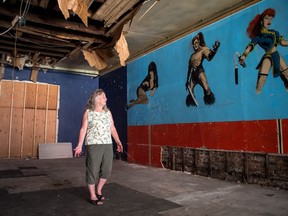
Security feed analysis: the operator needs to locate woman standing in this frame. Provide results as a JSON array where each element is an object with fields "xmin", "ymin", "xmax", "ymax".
[
  {"xmin": 74, "ymin": 89, "xmax": 123, "ymax": 205},
  {"xmin": 239, "ymin": 8, "xmax": 288, "ymax": 93}
]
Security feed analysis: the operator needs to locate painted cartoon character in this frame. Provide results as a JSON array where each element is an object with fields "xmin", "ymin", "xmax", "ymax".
[
  {"xmin": 126, "ymin": 61, "xmax": 158, "ymax": 110},
  {"xmin": 185, "ymin": 32, "xmax": 220, "ymax": 106},
  {"xmin": 239, "ymin": 8, "xmax": 288, "ymax": 93}
]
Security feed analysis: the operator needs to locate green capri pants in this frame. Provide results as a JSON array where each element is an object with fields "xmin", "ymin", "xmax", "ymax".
[{"xmin": 85, "ymin": 144, "xmax": 113, "ymax": 185}]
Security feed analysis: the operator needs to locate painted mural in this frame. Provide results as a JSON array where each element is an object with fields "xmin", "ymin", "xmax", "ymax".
[
  {"xmin": 126, "ymin": 61, "xmax": 158, "ymax": 110},
  {"xmin": 239, "ymin": 8, "xmax": 288, "ymax": 93},
  {"xmin": 185, "ymin": 32, "xmax": 220, "ymax": 107},
  {"xmin": 127, "ymin": 0, "xmax": 288, "ymax": 125},
  {"xmin": 127, "ymin": 0, "xmax": 288, "ymax": 166}
]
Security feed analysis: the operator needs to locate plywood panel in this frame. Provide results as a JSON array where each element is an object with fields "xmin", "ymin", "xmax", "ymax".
[
  {"xmin": 13, "ymin": 82, "xmax": 25, "ymax": 108},
  {"xmin": 0, "ymin": 80, "xmax": 12, "ymax": 107},
  {"xmin": 10, "ymin": 108, "xmax": 23, "ymax": 158},
  {"xmin": 0, "ymin": 81, "xmax": 59, "ymax": 158},
  {"xmin": 46, "ymin": 110, "xmax": 57, "ymax": 143},
  {"xmin": 38, "ymin": 143, "xmax": 72, "ymax": 159},
  {"xmin": 22, "ymin": 109, "xmax": 34, "ymax": 158},
  {"xmin": 48, "ymin": 85, "xmax": 59, "ymax": 110},
  {"xmin": 37, "ymin": 84, "xmax": 48, "ymax": 109},
  {"xmin": 33, "ymin": 109, "xmax": 46, "ymax": 157},
  {"xmin": 25, "ymin": 83, "xmax": 37, "ymax": 109},
  {"xmin": 0, "ymin": 108, "xmax": 10, "ymax": 158}
]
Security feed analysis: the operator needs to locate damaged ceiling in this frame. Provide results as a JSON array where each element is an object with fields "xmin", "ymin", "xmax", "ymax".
[{"xmin": 0, "ymin": 0, "xmax": 260, "ymax": 77}]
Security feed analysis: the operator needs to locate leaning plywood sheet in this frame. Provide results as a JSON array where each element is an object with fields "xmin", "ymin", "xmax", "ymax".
[{"xmin": 38, "ymin": 143, "xmax": 73, "ymax": 159}]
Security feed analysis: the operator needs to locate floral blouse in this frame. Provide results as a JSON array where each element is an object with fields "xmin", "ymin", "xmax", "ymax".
[{"xmin": 85, "ymin": 109, "xmax": 112, "ymax": 145}]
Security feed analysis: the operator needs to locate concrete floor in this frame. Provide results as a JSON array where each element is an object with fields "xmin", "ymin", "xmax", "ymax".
[{"xmin": 0, "ymin": 157, "xmax": 288, "ymax": 216}]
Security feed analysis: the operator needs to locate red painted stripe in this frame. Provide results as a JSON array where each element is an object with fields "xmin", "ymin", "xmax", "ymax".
[
  {"xmin": 283, "ymin": 119, "xmax": 288, "ymax": 154},
  {"xmin": 128, "ymin": 119, "xmax": 285, "ymax": 167}
]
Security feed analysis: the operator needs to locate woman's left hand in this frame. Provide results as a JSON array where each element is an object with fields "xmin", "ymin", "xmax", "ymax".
[{"xmin": 116, "ymin": 142, "xmax": 123, "ymax": 152}]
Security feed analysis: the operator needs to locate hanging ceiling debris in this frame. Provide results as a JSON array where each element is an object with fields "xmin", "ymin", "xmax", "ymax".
[
  {"xmin": 0, "ymin": 0, "xmax": 261, "ymax": 76},
  {"xmin": 0, "ymin": 0, "xmax": 144, "ymax": 75}
]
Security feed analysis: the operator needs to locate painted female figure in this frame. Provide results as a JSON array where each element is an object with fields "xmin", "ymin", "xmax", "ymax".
[
  {"xmin": 126, "ymin": 61, "xmax": 159, "ymax": 110},
  {"xmin": 239, "ymin": 8, "xmax": 288, "ymax": 93}
]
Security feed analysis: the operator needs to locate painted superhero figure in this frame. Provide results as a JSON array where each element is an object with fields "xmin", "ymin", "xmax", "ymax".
[
  {"xmin": 185, "ymin": 32, "xmax": 220, "ymax": 106},
  {"xmin": 126, "ymin": 61, "xmax": 158, "ymax": 110},
  {"xmin": 239, "ymin": 8, "xmax": 288, "ymax": 93}
]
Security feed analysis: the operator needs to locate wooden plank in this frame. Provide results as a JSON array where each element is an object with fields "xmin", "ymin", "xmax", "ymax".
[
  {"xmin": 37, "ymin": 84, "xmax": 48, "ymax": 109},
  {"xmin": 22, "ymin": 109, "xmax": 34, "ymax": 158},
  {"xmin": 7, "ymin": 81, "xmax": 15, "ymax": 158},
  {"xmin": 25, "ymin": 83, "xmax": 37, "ymax": 109},
  {"xmin": 92, "ymin": 0, "xmax": 136, "ymax": 20},
  {"xmin": 46, "ymin": 110, "xmax": 57, "ymax": 143},
  {"xmin": 0, "ymin": 5, "xmax": 105, "ymax": 35},
  {"xmin": 0, "ymin": 80, "xmax": 12, "ymax": 108},
  {"xmin": 33, "ymin": 109, "xmax": 46, "ymax": 157},
  {"xmin": 10, "ymin": 108, "xmax": 23, "ymax": 158},
  {"xmin": 105, "ymin": 0, "xmax": 138, "ymax": 27},
  {"xmin": 48, "ymin": 85, "xmax": 59, "ymax": 110},
  {"xmin": 12, "ymin": 81, "xmax": 25, "ymax": 108},
  {"xmin": 20, "ymin": 83, "xmax": 27, "ymax": 157},
  {"xmin": 0, "ymin": 108, "xmax": 10, "ymax": 158}
]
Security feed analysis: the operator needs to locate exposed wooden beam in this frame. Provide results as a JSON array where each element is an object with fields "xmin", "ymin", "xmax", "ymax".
[
  {"xmin": 18, "ymin": 24, "xmax": 108, "ymax": 43},
  {"xmin": 0, "ymin": 44, "xmax": 65, "ymax": 57},
  {"xmin": 0, "ymin": 5, "xmax": 105, "ymax": 35},
  {"xmin": 0, "ymin": 33, "xmax": 78, "ymax": 48},
  {"xmin": 105, "ymin": 4, "xmax": 141, "ymax": 37},
  {"xmin": 1, "ymin": 40, "xmax": 72, "ymax": 53},
  {"xmin": 39, "ymin": 0, "xmax": 50, "ymax": 9}
]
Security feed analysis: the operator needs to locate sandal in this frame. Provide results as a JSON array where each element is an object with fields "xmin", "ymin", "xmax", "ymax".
[
  {"xmin": 96, "ymin": 194, "xmax": 105, "ymax": 201},
  {"xmin": 89, "ymin": 199, "xmax": 103, "ymax": 205}
]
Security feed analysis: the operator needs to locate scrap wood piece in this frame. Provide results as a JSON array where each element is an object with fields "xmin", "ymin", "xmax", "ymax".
[
  {"xmin": 30, "ymin": 67, "xmax": 39, "ymax": 83},
  {"xmin": 58, "ymin": 0, "xmax": 89, "ymax": 26},
  {"xmin": 0, "ymin": 64, "xmax": 4, "ymax": 80},
  {"xmin": 114, "ymin": 32, "xmax": 130, "ymax": 66},
  {"xmin": 82, "ymin": 50, "xmax": 107, "ymax": 70}
]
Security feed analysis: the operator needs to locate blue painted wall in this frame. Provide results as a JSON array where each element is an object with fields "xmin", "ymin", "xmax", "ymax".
[
  {"xmin": 4, "ymin": 66, "xmax": 99, "ymax": 149},
  {"xmin": 127, "ymin": 0, "xmax": 288, "ymax": 126},
  {"xmin": 99, "ymin": 67, "xmax": 128, "ymax": 160}
]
